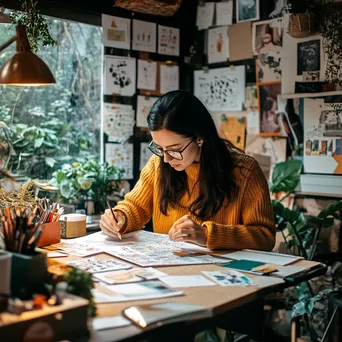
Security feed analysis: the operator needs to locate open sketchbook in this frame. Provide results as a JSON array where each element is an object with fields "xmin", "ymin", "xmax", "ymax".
[{"xmin": 224, "ymin": 249, "xmax": 303, "ymax": 266}]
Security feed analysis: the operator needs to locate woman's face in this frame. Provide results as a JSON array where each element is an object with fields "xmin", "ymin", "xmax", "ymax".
[{"xmin": 150, "ymin": 129, "xmax": 202, "ymax": 171}]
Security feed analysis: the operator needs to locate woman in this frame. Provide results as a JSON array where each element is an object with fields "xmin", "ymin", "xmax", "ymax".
[{"xmin": 100, "ymin": 91, "xmax": 275, "ymax": 251}]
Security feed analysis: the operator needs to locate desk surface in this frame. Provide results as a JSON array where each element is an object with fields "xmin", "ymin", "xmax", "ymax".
[{"xmin": 54, "ymin": 251, "xmax": 321, "ymax": 342}]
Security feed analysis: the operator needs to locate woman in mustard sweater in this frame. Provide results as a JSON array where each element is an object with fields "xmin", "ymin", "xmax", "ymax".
[{"xmin": 100, "ymin": 91, "xmax": 275, "ymax": 251}]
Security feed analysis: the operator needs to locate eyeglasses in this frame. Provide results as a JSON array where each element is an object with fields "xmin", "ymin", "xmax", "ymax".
[{"xmin": 148, "ymin": 139, "xmax": 196, "ymax": 161}]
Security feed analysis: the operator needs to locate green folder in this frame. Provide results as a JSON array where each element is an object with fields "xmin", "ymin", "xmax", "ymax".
[{"xmin": 221, "ymin": 259, "xmax": 265, "ymax": 272}]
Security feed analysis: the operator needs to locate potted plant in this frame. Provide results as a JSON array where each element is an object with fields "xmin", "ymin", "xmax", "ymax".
[{"xmin": 50, "ymin": 158, "xmax": 123, "ymax": 214}]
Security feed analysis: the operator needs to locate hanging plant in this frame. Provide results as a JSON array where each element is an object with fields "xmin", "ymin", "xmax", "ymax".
[{"xmin": 10, "ymin": 0, "xmax": 56, "ymax": 52}]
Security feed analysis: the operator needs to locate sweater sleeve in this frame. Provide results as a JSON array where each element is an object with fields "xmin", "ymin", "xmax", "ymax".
[
  {"xmin": 114, "ymin": 156, "xmax": 157, "ymax": 233},
  {"xmin": 203, "ymin": 160, "xmax": 276, "ymax": 251}
]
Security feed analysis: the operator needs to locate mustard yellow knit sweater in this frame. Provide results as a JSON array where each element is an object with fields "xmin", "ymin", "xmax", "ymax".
[{"xmin": 115, "ymin": 152, "xmax": 275, "ymax": 251}]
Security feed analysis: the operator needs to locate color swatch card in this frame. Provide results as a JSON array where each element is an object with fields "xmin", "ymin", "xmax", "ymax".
[
  {"xmin": 67, "ymin": 257, "xmax": 132, "ymax": 274},
  {"xmin": 132, "ymin": 19, "xmax": 156, "ymax": 53},
  {"xmin": 202, "ymin": 270, "xmax": 253, "ymax": 286}
]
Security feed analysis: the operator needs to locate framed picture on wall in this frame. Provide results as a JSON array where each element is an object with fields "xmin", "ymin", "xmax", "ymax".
[{"xmin": 257, "ymin": 82, "xmax": 288, "ymax": 136}]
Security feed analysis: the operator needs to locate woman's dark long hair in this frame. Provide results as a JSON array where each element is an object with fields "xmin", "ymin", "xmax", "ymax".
[{"xmin": 147, "ymin": 90, "xmax": 238, "ymax": 221}]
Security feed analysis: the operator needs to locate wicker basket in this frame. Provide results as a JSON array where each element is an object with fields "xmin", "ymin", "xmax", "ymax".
[
  {"xmin": 115, "ymin": 0, "xmax": 182, "ymax": 16},
  {"xmin": 288, "ymin": 13, "xmax": 316, "ymax": 38}
]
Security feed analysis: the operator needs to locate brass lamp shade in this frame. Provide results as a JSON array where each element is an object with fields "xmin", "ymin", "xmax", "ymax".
[
  {"xmin": 0, "ymin": 25, "xmax": 56, "ymax": 86},
  {"xmin": 0, "ymin": 52, "xmax": 56, "ymax": 86}
]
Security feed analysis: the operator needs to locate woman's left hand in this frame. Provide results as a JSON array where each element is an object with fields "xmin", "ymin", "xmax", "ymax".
[{"xmin": 169, "ymin": 215, "xmax": 208, "ymax": 246}]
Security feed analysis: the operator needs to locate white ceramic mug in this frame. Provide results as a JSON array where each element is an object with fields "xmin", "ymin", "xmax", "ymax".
[{"xmin": 0, "ymin": 250, "xmax": 12, "ymax": 295}]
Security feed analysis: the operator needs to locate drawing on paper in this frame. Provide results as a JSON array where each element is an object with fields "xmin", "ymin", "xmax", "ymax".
[
  {"xmin": 104, "ymin": 56, "xmax": 136, "ymax": 96},
  {"xmin": 208, "ymin": 26, "xmax": 229, "ymax": 64},
  {"xmin": 160, "ymin": 65, "xmax": 179, "ymax": 95},
  {"xmin": 132, "ymin": 20, "xmax": 156, "ymax": 53},
  {"xmin": 236, "ymin": 0, "xmax": 260, "ymax": 23},
  {"xmin": 253, "ymin": 19, "xmax": 282, "ymax": 83},
  {"xmin": 215, "ymin": 1, "xmax": 233, "ymax": 26},
  {"xmin": 138, "ymin": 60, "xmax": 157, "ymax": 91},
  {"xmin": 102, "ymin": 14, "xmax": 130, "ymax": 50},
  {"xmin": 297, "ymin": 40, "xmax": 320, "ymax": 76},
  {"xmin": 196, "ymin": 2, "xmax": 215, "ymax": 30},
  {"xmin": 140, "ymin": 142, "xmax": 153, "ymax": 170},
  {"xmin": 105, "ymin": 143, "xmax": 134, "ymax": 179},
  {"xmin": 194, "ymin": 66, "xmax": 246, "ymax": 112},
  {"xmin": 158, "ymin": 25, "xmax": 180, "ymax": 56},
  {"xmin": 136, "ymin": 95, "xmax": 159, "ymax": 128}
]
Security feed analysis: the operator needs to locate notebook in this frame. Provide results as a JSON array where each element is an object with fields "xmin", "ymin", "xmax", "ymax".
[{"xmin": 223, "ymin": 249, "xmax": 303, "ymax": 266}]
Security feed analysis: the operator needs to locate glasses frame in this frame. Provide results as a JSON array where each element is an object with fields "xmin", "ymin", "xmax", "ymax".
[{"xmin": 147, "ymin": 139, "xmax": 196, "ymax": 161}]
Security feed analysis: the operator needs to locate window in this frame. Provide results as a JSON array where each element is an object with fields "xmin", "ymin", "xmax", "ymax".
[{"xmin": 0, "ymin": 17, "xmax": 102, "ymax": 180}]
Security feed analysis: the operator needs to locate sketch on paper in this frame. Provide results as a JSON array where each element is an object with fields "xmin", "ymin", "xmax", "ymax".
[
  {"xmin": 138, "ymin": 60, "xmax": 157, "ymax": 91},
  {"xmin": 194, "ymin": 66, "xmax": 246, "ymax": 112},
  {"xmin": 297, "ymin": 40, "xmax": 320, "ymax": 76},
  {"xmin": 103, "ymin": 103, "xmax": 135, "ymax": 143},
  {"xmin": 253, "ymin": 18, "xmax": 282, "ymax": 83},
  {"xmin": 158, "ymin": 25, "xmax": 180, "ymax": 56},
  {"xmin": 208, "ymin": 26, "xmax": 229, "ymax": 64},
  {"xmin": 104, "ymin": 56, "xmax": 136, "ymax": 96},
  {"xmin": 132, "ymin": 20, "xmax": 156, "ymax": 53},
  {"xmin": 101, "ymin": 14, "xmax": 131, "ymax": 50},
  {"xmin": 236, "ymin": 0, "xmax": 260, "ymax": 23},
  {"xmin": 160, "ymin": 65, "xmax": 179, "ymax": 95},
  {"xmin": 196, "ymin": 2, "xmax": 215, "ymax": 30},
  {"xmin": 215, "ymin": 1, "xmax": 233, "ymax": 26},
  {"xmin": 105, "ymin": 143, "xmax": 134, "ymax": 179},
  {"xmin": 140, "ymin": 142, "xmax": 153, "ymax": 170},
  {"xmin": 136, "ymin": 95, "xmax": 159, "ymax": 128}
]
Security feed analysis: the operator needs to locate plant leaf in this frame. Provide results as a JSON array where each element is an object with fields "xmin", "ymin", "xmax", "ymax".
[
  {"xmin": 317, "ymin": 201, "xmax": 342, "ymax": 219},
  {"xmin": 45, "ymin": 157, "xmax": 56, "ymax": 168}
]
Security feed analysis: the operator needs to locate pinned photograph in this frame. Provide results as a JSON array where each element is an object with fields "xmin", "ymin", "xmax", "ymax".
[{"xmin": 236, "ymin": 0, "xmax": 260, "ymax": 23}]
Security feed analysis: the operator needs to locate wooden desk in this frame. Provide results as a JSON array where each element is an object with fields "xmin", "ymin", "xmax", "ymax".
[{"xmin": 54, "ymin": 253, "xmax": 323, "ymax": 342}]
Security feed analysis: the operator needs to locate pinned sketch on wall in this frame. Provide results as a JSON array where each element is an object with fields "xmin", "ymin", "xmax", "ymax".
[
  {"xmin": 104, "ymin": 56, "xmax": 136, "ymax": 96},
  {"xmin": 140, "ymin": 143, "xmax": 153, "ymax": 170},
  {"xmin": 136, "ymin": 95, "xmax": 159, "ymax": 128},
  {"xmin": 215, "ymin": 1, "xmax": 233, "ymax": 26},
  {"xmin": 297, "ymin": 40, "xmax": 320, "ymax": 75},
  {"xmin": 103, "ymin": 103, "xmax": 135, "ymax": 143},
  {"xmin": 303, "ymin": 98, "xmax": 342, "ymax": 174},
  {"xmin": 160, "ymin": 65, "xmax": 179, "ymax": 95},
  {"xmin": 132, "ymin": 20, "xmax": 156, "ymax": 53},
  {"xmin": 138, "ymin": 60, "xmax": 157, "ymax": 91},
  {"xmin": 196, "ymin": 2, "xmax": 215, "ymax": 30},
  {"xmin": 247, "ymin": 111, "xmax": 259, "ymax": 135},
  {"xmin": 158, "ymin": 25, "xmax": 180, "ymax": 56},
  {"xmin": 102, "ymin": 15, "xmax": 131, "ymax": 50},
  {"xmin": 253, "ymin": 18, "xmax": 282, "ymax": 83},
  {"xmin": 220, "ymin": 116, "xmax": 246, "ymax": 150},
  {"xmin": 258, "ymin": 83, "xmax": 288, "ymax": 136},
  {"xmin": 194, "ymin": 66, "xmax": 246, "ymax": 112},
  {"xmin": 236, "ymin": 0, "xmax": 260, "ymax": 23},
  {"xmin": 208, "ymin": 26, "xmax": 229, "ymax": 64},
  {"xmin": 105, "ymin": 143, "xmax": 134, "ymax": 179},
  {"xmin": 245, "ymin": 85, "xmax": 258, "ymax": 110}
]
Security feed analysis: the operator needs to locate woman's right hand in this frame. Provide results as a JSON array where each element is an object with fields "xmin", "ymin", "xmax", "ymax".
[{"xmin": 99, "ymin": 209, "xmax": 127, "ymax": 239}]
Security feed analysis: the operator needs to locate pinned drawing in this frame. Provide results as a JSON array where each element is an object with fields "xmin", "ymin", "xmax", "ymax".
[
  {"xmin": 297, "ymin": 40, "xmax": 320, "ymax": 76},
  {"xmin": 132, "ymin": 20, "xmax": 156, "ymax": 53},
  {"xmin": 136, "ymin": 95, "xmax": 159, "ymax": 128},
  {"xmin": 160, "ymin": 65, "xmax": 179, "ymax": 95},
  {"xmin": 101, "ymin": 14, "xmax": 131, "ymax": 50},
  {"xmin": 138, "ymin": 60, "xmax": 157, "ymax": 91},
  {"xmin": 196, "ymin": 2, "xmax": 215, "ymax": 30},
  {"xmin": 105, "ymin": 143, "xmax": 134, "ymax": 179},
  {"xmin": 158, "ymin": 25, "xmax": 180, "ymax": 56},
  {"xmin": 208, "ymin": 26, "xmax": 229, "ymax": 64},
  {"xmin": 140, "ymin": 143, "xmax": 153, "ymax": 170},
  {"xmin": 104, "ymin": 56, "xmax": 136, "ymax": 96},
  {"xmin": 194, "ymin": 66, "xmax": 246, "ymax": 112}
]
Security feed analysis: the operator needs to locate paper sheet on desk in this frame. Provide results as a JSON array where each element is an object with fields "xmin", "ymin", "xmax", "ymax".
[
  {"xmin": 160, "ymin": 275, "xmax": 216, "ymax": 288},
  {"xmin": 92, "ymin": 316, "xmax": 131, "ymax": 331}
]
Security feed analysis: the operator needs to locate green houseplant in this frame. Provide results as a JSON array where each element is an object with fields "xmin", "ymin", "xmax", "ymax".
[{"xmin": 50, "ymin": 158, "xmax": 123, "ymax": 213}]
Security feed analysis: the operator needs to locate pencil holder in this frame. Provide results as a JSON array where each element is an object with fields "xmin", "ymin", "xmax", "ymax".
[
  {"xmin": 37, "ymin": 221, "xmax": 61, "ymax": 247},
  {"xmin": 60, "ymin": 214, "xmax": 86, "ymax": 239},
  {"xmin": 10, "ymin": 250, "xmax": 48, "ymax": 299}
]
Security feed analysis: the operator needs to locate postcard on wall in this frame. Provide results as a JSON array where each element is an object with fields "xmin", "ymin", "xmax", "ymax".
[
  {"xmin": 297, "ymin": 39, "xmax": 321, "ymax": 76},
  {"xmin": 303, "ymin": 98, "xmax": 342, "ymax": 175},
  {"xmin": 136, "ymin": 95, "xmax": 159, "ymax": 128},
  {"xmin": 160, "ymin": 65, "xmax": 179, "ymax": 95},
  {"xmin": 253, "ymin": 18, "xmax": 282, "ymax": 83},
  {"xmin": 220, "ymin": 116, "xmax": 246, "ymax": 150},
  {"xmin": 138, "ymin": 60, "xmax": 157, "ymax": 91},
  {"xmin": 103, "ymin": 103, "xmax": 135, "ymax": 143},
  {"xmin": 236, "ymin": 0, "xmax": 260, "ymax": 23},
  {"xmin": 140, "ymin": 142, "xmax": 153, "ymax": 170},
  {"xmin": 196, "ymin": 2, "xmax": 214, "ymax": 30},
  {"xmin": 132, "ymin": 20, "xmax": 157, "ymax": 53},
  {"xmin": 194, "ymin": 66, "xmax": 246, "ymax": 112},
  {"xmin": 215, "ymin": 1, "xmax": 233, "ymax": 26},
  {"xmin": 102, "ymin": 14, "xmax": 131, "ymax": 50},
  {"xmin": 208, "ymin": 26, "xmax": 229, "ymax": 64},
  {"xmin": 105, "ymin": 143, "xmax": 134, "ymax": 179},
  {"xmin": 104, "ymin": 56, "xmax": 136, "ymax": 96},
  {"xmin": 158, "ymin": 25, "xmax": 180, "ymax": 56}
]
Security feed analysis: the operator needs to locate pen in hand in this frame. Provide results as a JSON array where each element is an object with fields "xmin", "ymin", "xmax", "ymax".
[{"xmin": 106, "ymin": 201, "xmax": 122, "ymax": 240}]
